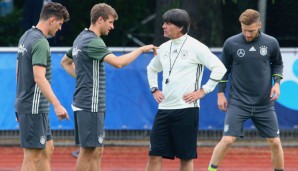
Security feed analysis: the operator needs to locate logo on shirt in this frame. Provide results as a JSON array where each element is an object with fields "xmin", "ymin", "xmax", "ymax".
[
  {"xmin": 17, "ymin": 44, "xmax": 27, "ymax": 56},
  {"xmin": 237, "ymin": 49, "xmax": 245, "ymax": 57},
  {"xmin": 249, "ymin": 46, "xmax": 256, "ymax": 51},
  {"xmin": 72, "ymin": 46, "xmax": 81, "ymax": 57},
  {"xmin": 180, "ymin": 50, "xmax": 189, "ymax": 59},
  {"xmin": 259, "ymin": 46, "xmax": 268, "ymax": 56}
]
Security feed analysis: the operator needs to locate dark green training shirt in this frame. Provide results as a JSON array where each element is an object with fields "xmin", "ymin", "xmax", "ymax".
[
  {"xmin": 218, "ymin": 32, "xmax": 283, "ymax": 107},
  {"xmin": 15, "ymin": 27, "xmax": 52, "ymax": 114},
  {"xmin": 66, "ymin": 29, "xmax": 111, "ymax": 113}
]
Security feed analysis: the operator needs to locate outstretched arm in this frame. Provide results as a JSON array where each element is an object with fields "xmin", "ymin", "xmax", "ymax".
[{"xmin": 104, "ymin": 45, "xmax": 157, "ymax": 68}]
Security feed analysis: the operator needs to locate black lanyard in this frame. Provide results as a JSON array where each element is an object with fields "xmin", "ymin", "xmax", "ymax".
[{"xmin": 165, "ymin": 36, "xmax": 188, "ymax": 84}]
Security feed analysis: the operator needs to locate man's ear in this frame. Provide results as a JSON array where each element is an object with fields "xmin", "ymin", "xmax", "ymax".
[
  {"xmin": 179, "ymin": 26, "xmax": 183, "ymax": 32},
  {"xmin": 97, "ymin": 16, "xmax": 104, "ymax": 24},
  {"xmin": 49, "ymin": 17, "xmax": 55, "ymax": 25},
  {"xmin": 258, "ymin": 21, "xmax": 262, "ymax": 30}
]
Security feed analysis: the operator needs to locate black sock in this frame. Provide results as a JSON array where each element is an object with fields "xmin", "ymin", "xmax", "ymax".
[
  {"xmin": 210, "ymin": 164, "xmax": 218, "ymax": 169},
  {"xmin": 274, "ymin": 169, "xmax": 283, "ymax": 171}
]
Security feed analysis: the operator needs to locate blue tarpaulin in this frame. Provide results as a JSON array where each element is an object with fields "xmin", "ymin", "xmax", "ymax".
[{"xmin": 0, "ymin": 50, "xmax": 297, "ymax": 130}]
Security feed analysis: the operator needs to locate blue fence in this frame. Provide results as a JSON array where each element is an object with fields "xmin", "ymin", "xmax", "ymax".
[{"xmin": 0, "ymin": 48, "xmax": 297, "ymax": 130}]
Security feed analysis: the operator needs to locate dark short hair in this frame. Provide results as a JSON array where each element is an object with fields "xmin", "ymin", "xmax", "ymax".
[
  {"xmin": 40, "ymin": 2, "xmax": 69, "ymax": 22},
  {"xmin": 162, "ymin": 9, "xmax": 190, "ymax": 34},
  {"xmin": 239, "ymin": 9, "xmax": 260, "ymax": 25},
  {"xmin": 90, "ymin": 3, "xmax": 118, "ymax": 24}
]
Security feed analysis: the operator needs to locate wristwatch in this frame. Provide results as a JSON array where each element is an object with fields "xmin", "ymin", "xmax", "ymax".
[{"xmin": 150, "ymin": 87, "xmax": 158, "ymax": 93}]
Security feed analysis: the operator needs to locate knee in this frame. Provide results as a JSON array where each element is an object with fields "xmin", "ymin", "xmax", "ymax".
[
  {"xmin": 34, "ymin": 151, "xmax": 43, "ymax": 162},
  {"xmin": 47, "ymin": 142, "xmax": 54, "ymax": 153},
  {"xmin": 148, "ymin": 156, "xmax": 162, "ymax": 165},
  {"xmin": 220, "ymin": 136, "xmax": 236, "ymax": 146},
  {"xmin": 42, "ymin": 144, "xmax": 54, "ymax": 159},
  {"xmin": 267, "ymin": 138, "xmax": 282, "ymax": 148},
  {"xmin": 34, "ymin": 153, "xmax": 43, "ymax": 163},
  {"xmin": 48, "ymin": 144, "xmax": 54, "ymax": 154},
  {"xmin": 81, "ymin": 147, "xmax": 103, "ymax": 160},
  {"xmin": 180, "ymin": 159, "xmax": 193, "ymax": 167},
  {"xmin": 94, "ymin": 147, "xmax": 104, "ymax": 158},
  {"xmin": 24, "ymin": 149, "xmax": 43, "ymax": 163}
]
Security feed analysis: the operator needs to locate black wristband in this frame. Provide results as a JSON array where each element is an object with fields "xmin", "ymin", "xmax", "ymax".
[
  {"xmin": 274, "ymin": 76, "xmax": 281, "ymax": 84},
  {"xmin": 217, "ymin": 82, "xmax": 226, "ymax": 93}
]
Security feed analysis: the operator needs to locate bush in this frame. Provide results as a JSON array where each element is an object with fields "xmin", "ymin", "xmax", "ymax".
[{"xmin": 0, "ymin": 8, "xmax": 23, "ymax": 46}]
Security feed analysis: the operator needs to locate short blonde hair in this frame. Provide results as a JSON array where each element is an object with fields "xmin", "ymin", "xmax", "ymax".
[
  {"xmin": 90, "ymin": 3, "xmax": 118, "ymax": 24},
  {"xmin": 239, "ymin": 9, "xmax": 260, "ymax": 25}
]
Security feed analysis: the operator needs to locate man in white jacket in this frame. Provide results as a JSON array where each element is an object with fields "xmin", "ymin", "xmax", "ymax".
[{"xmin": 146, "ymin": 8, "xmax": 226, "ymax": 171}]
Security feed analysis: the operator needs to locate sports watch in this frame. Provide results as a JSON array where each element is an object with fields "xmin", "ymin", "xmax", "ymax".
[{"xmin": 150, "ymin": 87, "xmax": 158, "ymax": 93}]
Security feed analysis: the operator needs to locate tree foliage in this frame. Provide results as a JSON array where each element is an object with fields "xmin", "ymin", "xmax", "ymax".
[
  {"xmin": 1, "ymin": 0, "xmax": 297, "ymax": 47},
  {"xmin": 0, "ymin": 5, "xmax": 22, "ymax": 46}
]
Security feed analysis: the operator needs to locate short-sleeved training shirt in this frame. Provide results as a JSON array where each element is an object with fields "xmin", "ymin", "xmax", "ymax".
[
  {"xmin": 66, "ymin": 29, "xmax": 111, "ymax": 113},
  {"xmin": 218, "ymin": 32, "xmax": 283, "ymax": 107},
  {"xmin": 15, "ymin": 26, "xmax": 52, "ymax": 114}
]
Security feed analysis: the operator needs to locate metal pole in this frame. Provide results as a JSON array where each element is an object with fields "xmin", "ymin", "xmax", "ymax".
[{"xmin": 258, "ymin": 0, "xmax": 267, "ymax": 32}]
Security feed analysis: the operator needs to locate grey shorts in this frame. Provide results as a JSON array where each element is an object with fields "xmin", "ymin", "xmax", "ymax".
[
  {"xmin": 224, "ymin": 104, "xmax": 280, "ymax": 138},
  {"xmin": 17, "ymin": 113, "xmax": 52, "ymax": 148},
  {"xmin": 74, "ymin": 110, "xmax": 105, "ymax": 147}
]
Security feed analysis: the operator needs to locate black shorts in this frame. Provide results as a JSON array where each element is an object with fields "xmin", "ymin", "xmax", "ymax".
[
  {"xmin": 74, "ymin": 110, "xmax": 105, "ymax": 147},
  {"xmin": 224, "ymin": 104, "xmax": 280, "ymax": 138},
  {"xmin": 149, "ymin": 107, "xmax": 199, "ymax": 160},
  {"xmin": 17, "ymin": 113, "xmax": 52, "ymax": 148}
]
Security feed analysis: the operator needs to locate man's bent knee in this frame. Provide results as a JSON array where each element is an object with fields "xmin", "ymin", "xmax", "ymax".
[
  {"xmin": 221, "ymin": 136, "xmax": 236, "ymax": 146},
  {"xmin": 24, "ymin": 148, "xmax": 43, "ymax": 163},
  {"xmin": 93, "ymin": 147, "xmax": 103, "ymax": 159},
  {"xmin": 43, "ymin": 140, "xmax": 54, "ymax": 158},
  {"xmin": 148, "ymin": 156, "xmax": 162, "ymax": 164},
  {"xmin": 267, "ymin": 137, "xmax": 282, "ymax": 147}
]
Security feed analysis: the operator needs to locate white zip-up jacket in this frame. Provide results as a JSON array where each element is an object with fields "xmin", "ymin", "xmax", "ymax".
[{"xmin": 147, "ymin": 34, "xmax": 226, "ymax": 109}]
